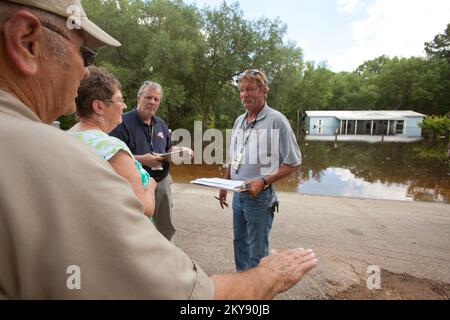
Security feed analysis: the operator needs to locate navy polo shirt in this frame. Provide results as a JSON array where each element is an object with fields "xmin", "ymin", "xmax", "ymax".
[{"xmin": 110, "ymin": 109, "xmax": 173, "ymax": 182}]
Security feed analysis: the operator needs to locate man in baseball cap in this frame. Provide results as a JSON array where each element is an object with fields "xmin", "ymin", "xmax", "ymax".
[
  {"xmin": 0, "ymin": 0, "xmax": 317, "ymax": 299},
  {"xmin": 4, "ymin": 0, "xmax": 121, "ymax": 48},
  {"xmin": 0, "ymin": 0, "xmax": 121, "ymax": 121}
]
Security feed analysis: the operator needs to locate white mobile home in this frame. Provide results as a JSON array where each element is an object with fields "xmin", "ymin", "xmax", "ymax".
[{"xmin": 305, "ymin": 110, "xmax": 426, "ymax": 142}]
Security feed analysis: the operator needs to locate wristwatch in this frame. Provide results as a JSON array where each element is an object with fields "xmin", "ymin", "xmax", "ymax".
[{"xmin": 261, "ymin": 177, "xmax": 270, "ymax": 189}]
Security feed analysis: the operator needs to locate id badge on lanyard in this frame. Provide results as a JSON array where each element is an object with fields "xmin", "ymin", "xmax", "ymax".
[
  {"xmin": 232, "ymin": 111, "xmax": 260, "ymax": 174},
  {"xmin": 232, "ymin": 152, "xmax": 243, "ymax": 173},
  {"xmin": 232, "ymin": 128, "xmax": 250, "ymax": 173}
]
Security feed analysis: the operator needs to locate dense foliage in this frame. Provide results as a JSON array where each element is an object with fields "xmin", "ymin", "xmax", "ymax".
[
  {"xmin": 58, "ymin": 1, "xmax": 450, "ymax": 131},
  {"xmin": 420, "ymin": 115, "xmax": 450, "ymax": 141}
]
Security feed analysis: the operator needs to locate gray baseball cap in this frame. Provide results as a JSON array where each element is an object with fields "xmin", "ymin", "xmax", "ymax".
[{"xmin": 6, "ymin": 0, "xmax": 121, "ymax": 48}]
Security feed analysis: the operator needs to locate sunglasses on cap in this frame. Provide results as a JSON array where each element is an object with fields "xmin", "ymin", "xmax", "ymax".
[
  {"xmin": 246, "ymin": 69, "xmax": 262, "ymax": 76},
  {"xmin": 240, "ymin": 69, "xmax": 268, "ymax": 87}
]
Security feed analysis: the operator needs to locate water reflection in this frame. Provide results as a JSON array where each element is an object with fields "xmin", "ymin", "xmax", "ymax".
[
  {"xmin": 170, "ymin": 141, "xmax": 450, "ymax": 204},
  {"xmin": 298, "ymin": 168, "xmax": 416, "ymax": 201}
]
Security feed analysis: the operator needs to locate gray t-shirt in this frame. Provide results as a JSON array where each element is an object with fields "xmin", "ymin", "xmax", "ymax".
[{"xmin": 230, "ymin": 104, "xmax": 301, "ymax": 181}]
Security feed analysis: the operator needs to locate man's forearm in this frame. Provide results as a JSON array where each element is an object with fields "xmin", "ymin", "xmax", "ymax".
[
  {"xmin": 135, "ymin": 155, "xmax": 146, "ymax": 164},
  {"xmin": 135, "ymin": 154, "xmax": 163, "ymax": 168},
  {"xmin": 264, "ymin": 164, "xmax": 300, "ymax": 185},
  {"xmin": 210, "ymin": 248, "xmax": 318, "ymax": 300},
  {"xmin": 223, "ymin": 164, "xmax": 231, "ymax": 180},
  {"xmin": 211, "ymin": 267, "xmax": 278, "ymax": 300},
  {"xmin": 134, "ymin": 155, "xmax": 144, "ymax": 163}
]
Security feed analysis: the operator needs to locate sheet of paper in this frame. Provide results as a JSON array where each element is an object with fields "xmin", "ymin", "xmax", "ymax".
[
  {"xmin": 190, "ymin": 178, "xmax": 248, "ymax": 192},
  {"xmin": 154, "ymin": 151, "xmax": 183, "ymax": 160}
]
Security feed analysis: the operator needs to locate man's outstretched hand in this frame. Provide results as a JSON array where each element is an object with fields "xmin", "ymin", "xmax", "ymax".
[{"xmin": 258, "ymin": 248, "xmax": 318, "ymax": 295}]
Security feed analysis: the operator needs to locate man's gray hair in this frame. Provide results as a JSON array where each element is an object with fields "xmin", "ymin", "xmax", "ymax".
[
  {"xmin": 1, "ymin": 1, "xmax": 61, "ymax": 27},
  {"xmin": 0, "ymin": 1, "xmax": 66, "ymax": 59},
  {"xmin": 0, "ymin": 1, "xmax": 19, "ymax": 24},
  {"xmin": 137, "ymin": 81, "xmax": 163, "ymax": 100}
]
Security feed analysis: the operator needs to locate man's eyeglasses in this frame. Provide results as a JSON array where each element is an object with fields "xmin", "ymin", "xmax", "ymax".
[{"xmin": 40, "ymin": 21, "xmax": 97, "ymax": 67}]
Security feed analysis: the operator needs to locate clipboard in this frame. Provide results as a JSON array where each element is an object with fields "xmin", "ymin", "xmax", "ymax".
[
  {"xmin": 154, "ymin": 150, "xmax": 183, "ymax": 160},
  {"xmin": 190, "ymin": 178, "xmax": 250, "ymax": 192}
]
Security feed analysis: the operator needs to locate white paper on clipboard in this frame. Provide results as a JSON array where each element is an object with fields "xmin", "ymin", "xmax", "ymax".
[
  {"xmin": 155, "ymin": 150, "xmax": 183, "ymax": 160},
  {"xmin": 190, "ymin": 178, "xmax": 248, "ymax": 192}
]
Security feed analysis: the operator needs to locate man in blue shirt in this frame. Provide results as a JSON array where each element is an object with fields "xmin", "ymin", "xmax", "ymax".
[{"xmin": 111, "ymin": 81, "xmax": 191, "ymax": 241}]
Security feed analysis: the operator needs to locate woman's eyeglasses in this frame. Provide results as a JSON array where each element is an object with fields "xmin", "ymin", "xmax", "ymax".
[
  {"xmin": 104, "ymin": 98, "xmax": 126, "ymax": 105},
  {"xmin": 40, "ymin": 21, "xmax": 97, "ymax": 67}
]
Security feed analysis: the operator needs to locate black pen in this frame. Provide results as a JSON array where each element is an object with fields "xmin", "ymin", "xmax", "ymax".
[{"xmin": 214, "ymin": 196, "xmax": 229, "ymax": 207}]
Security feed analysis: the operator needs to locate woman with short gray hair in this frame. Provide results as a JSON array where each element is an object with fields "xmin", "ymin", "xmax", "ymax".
[{"xmin": 69, "ymin": 67, "xmax": 157, "ymax": 217}]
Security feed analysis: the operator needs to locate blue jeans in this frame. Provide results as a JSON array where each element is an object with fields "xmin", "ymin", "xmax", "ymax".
[{"xmin": 232, "ymin": 187, "xmax": 276, "ymax": 271}]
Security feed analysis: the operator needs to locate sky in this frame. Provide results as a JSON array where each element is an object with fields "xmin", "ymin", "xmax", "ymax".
[{"xmin": 187, "ymin": 0, "xmax": 450, "ymax": 72}]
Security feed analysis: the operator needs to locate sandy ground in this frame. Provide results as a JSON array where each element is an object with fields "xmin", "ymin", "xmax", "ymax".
[{"xmin": 171, "ymin": 183, "xmax": 450, "ymax": 300}]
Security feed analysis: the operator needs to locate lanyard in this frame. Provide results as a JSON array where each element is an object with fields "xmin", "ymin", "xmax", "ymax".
[
  {"xmin": 146, "ymin": 117, "xmax": 155, "ymax": 151},
  {"xmin": 148, "ymin": 124, "xmax": 154, "ymax": 151},
  {"xmin": 235, "ymin": 110, "xmax": 261, "ymax": 157}
]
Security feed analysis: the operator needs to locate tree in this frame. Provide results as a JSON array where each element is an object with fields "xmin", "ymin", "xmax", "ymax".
[
  {"xmin": 189, "ymin": 1, "xmax": 302, "ymax": 131},
  {"xmin": 424, "ymin": 24, "xmax": 450, "ymax": 116},
  {"xmin": 265, "ymin": 42, "xmax": 304, "ymax": 119},
  {"xmin": 329, "ymin": 71, "xmax": 378, "ymax": 110},
  {"xmin": 425, "ymin": 23, "xmax": 450, "ymax": 63},
  {"xmin": 420, "ymin": 115, "xmax": 450, "ymax": 142},
  {"xmin": 80, "ymin": 0, "xmax": 204, "ymax": 129},
  {"xmin": 370, "ymin": 57, "xmax": 450, "ymax": 115},
  {"xmin": 64, "ymin": 1, "xmax": 447, "ymax": 133},
  {"xmin": 356, "ymin": 55, "xmax": 390, "ymax": 76},
  {"xmin": 188, "ymin": 1, "xmax": 254, "ymax": 131},
  {"xmin": 298, "ymin": 62, "xmax": 334, "ymax": 112}
]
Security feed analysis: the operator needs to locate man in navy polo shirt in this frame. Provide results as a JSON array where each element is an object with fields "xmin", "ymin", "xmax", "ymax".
[{"xmin": 111, "ymin": 81, "xmax": 191, "ymax": 241}]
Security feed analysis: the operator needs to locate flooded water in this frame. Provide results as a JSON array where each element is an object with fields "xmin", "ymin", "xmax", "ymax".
[{"xmin": 170, "ymin": 141, "xmax": 450, "ymax": 204}]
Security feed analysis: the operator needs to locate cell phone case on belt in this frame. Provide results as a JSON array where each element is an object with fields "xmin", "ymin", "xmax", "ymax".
[{"xmin": 269, "ymin": 192, "xmax": 279, "ymax": 213}]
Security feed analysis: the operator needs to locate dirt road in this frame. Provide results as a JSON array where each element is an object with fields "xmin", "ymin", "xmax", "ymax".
[{"xmin": 172, "ymin": 184, "xmax": 450, "ymax": 300}]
